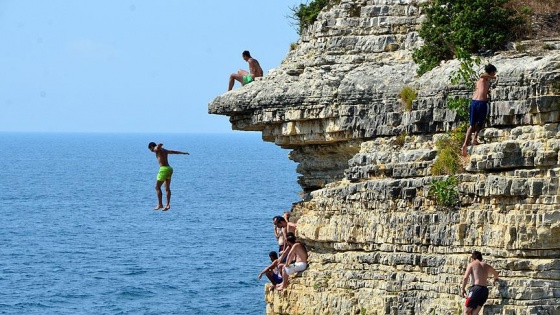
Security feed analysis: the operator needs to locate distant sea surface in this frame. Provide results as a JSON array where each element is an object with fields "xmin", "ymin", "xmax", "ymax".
[{"xmin": 0, "ymin": 133, "xmax": 299, "ymax": 315}]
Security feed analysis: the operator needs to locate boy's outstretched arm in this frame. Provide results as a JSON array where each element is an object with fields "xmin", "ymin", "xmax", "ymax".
[
  {"xmin": 167, "ymin": 149, "xmax": 189, "ymax": 155},
  {"xmin": 258, "ymin": 260, "xmax": 279, "ymax": 279}
]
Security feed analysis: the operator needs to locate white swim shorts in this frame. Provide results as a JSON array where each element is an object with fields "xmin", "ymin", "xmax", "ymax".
[{"xmin": 285, "ymin": 262, "xmax": 308, "ymax": 275}]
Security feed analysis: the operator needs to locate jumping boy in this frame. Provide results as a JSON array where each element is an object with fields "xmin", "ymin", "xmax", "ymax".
[
  {"xmin": 462, "ymin": 64, "xmax": 497, "ymax": 156},
  {"xmin": 148, "ymin": 142, "xmax": 189, "ymax": 211}
]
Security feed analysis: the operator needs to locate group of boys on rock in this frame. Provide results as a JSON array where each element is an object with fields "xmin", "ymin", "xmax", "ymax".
[
  {"xmin": 225, "ymin": 49, "xmax": 498, "ymax": 159},
  {"xmin": 258, "ymin": 212, "xmax": 309, "ymax": 291},
  {"xmin": 146, "ymin": 50, "xmax": 500, "ymax": 313}
]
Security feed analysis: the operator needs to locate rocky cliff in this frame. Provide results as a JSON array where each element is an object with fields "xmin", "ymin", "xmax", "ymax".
[{"xmin": 209, "ymin": 0, "xmax": 560, "ymax": 314}]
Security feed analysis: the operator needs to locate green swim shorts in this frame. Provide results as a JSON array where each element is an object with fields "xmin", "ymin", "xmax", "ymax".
[
  {"xmin": 157, "ymin": 166, "xmax": 173, "ymax": 181},
  {"xmin": 243, "ymin": 75, "xmax": 254, "ymax": 85}
]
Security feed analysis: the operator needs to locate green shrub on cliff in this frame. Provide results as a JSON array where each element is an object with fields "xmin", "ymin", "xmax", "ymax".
[
  {"xmin": 413, "ymin": 0, "xmax": 522, "ymax": 75},
  {"xmin": 394, "ymin": 131, "xmax": 407, "ymax": 146},
  {"xmin": 428, "ymin": 176, "xmax": 459, "ymax": 208},
  {"xmin": 431, "ymin": 125, "xmax": 466, "ymax": 176},
  {"xmin": 289, "ymin": 0, "xmax": 340, "ymax": 35},
  {"xmin": 399, "ymin": 85, "xmax": 417, "ymax": 111},
  {"xmin": 449, "ymin": 47, "xmax": 484, "ymax": 89},
  {"xmin": 431, "ymin": 140, "xmax": 462, "ymax": 176},
  {"xmin": 447, "ymin": 97, "xmax": 470, "ymax": 122}
]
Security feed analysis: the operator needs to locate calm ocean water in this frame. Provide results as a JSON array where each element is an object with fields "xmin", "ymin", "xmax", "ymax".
[{"xmin": 0, "ymin": 133, "xmax": 299, "ymax": 315}]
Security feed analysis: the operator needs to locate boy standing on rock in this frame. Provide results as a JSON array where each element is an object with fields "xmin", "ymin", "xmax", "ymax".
[{"xmin": 462, "ymin": 64, "xmax": 497, "ymax": 156}]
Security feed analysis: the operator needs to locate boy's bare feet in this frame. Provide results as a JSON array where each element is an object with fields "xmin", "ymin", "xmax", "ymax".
[
  {"xmin": 154, "ymin": 205, "xmax": 163, "ymax": 210},
  {"xmin": 163, "ymin": 205, "xmax": 170, "ymax": 211},
  {"xmin": 461, "ymin": 144, "xmax": 468, "ymax": 157}
]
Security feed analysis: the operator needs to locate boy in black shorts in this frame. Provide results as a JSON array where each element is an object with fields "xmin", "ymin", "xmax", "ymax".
[{"xmin": 461, "ymin": 251, "xmax": 499, "ymax": 314}]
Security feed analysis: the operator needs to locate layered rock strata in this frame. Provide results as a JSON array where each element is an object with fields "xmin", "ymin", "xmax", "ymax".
[{"xmin": 209, "ymin": 0, "xmax": 560, "ymax": 314}]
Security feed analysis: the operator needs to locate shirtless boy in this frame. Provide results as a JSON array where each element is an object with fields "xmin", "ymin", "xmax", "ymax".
[
  {"xmin": 273, "ymin": 215, "xmax": 297, "ymax": 253},
  {"xmin": 462, "ymin": 64, "xmax": 497, "ymax": 156},
  {"xmin": 257, "ymin": 251, "xmax": 284, "ymax": 288},
  {"xmin": 228, "ymin": 50, "xmax": 263, "ymax": 91},
  {"xmin": 461, "ymin": 251, "xmax": 499, "ymax": 315},
  {"xmin": 277, "ymin": 234, "xmax": 308, "ymax": 291},
  {"xmin": 148, "ymin": 142, "xmax": 189, "ymax": 211}
]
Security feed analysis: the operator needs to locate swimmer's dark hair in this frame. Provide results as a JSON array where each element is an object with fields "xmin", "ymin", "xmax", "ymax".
[
  {"xmin": 269, "ymin": 251, "xmax": 278, "ymax": 259},
  {"xmin": 286, "ymin": 235, "xmax": 296, "ymax": 244},
  {"xmin": 242, "ymin": 50, "xmax": 251, "ymax": 58},
  {"xmin": 286, "ymin": 232, "xmax": 295, "ymax": 238},
  {"xmin": 273, "ymin": 216, "xmax": 286, "ymax": 224},
  {"xmin": 472, "ymin": 251, "xmax": 483, "ymax": 261},
  {"xmin": 148, "ymin": 142, "xmax": 157, "ymax": 151},
  {"xmin": 485, "ymin": 64, "xmax": 497, "ymax": 74}
]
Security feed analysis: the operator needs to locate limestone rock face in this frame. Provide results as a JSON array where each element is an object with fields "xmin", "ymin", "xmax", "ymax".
[{"xmin": 209, "ymin": 0, "xmax": 560, "ymax": 314}]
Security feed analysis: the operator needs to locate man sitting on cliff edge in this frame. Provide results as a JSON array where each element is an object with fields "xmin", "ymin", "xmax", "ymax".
[
  {"xmin": 228, "ymin": 50, "xmax": 263, "ymax": 91},
  {"xmin": 277, "ymin": 234, "xmax": 308, "ymax": 291}
]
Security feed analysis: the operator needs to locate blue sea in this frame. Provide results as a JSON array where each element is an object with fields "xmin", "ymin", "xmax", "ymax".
[{"xmin": 0, "ymin": 133, "xmax": 299, "ymax": 315}]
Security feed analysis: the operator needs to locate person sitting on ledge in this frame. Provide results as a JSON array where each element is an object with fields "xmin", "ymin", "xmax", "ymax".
[
  {"xmin": 276, "ymin": 234, "xmax": 308, "ymax": 291},
  {"xmin": 228, "ymin": 50, "xmax": 263, "ymax": 91},
  {"xmin": 257, "ymin": 251, "xmax": 284, "ymax": 289}
]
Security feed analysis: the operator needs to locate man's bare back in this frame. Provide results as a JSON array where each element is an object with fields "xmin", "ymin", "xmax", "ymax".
[
  {"xmin": 472, "ymin": 73, "xmax": 495, "ymax": 101},
  {"xmin": 465, "ymin": 260, "xmax": 498, "ymax": 287},
  {"xmin": 286, "ymin": 222, "xmax": 297, "ymax": 234},
  {"xmin": 248, "ymin": 57, "xmax": 263, "ymax": 78},
  {"xmin": 290, "ymin": 242, "xmax": 308, "ymax": 263},
  {"xmin": 461, "ymin": 251, "xmax": 499, "ymax": 315}
]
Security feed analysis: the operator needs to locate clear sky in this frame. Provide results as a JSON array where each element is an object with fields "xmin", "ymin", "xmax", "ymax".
[{"xmin": 0, "ymin": 0, "xmax": 303, "ymax": 133}]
